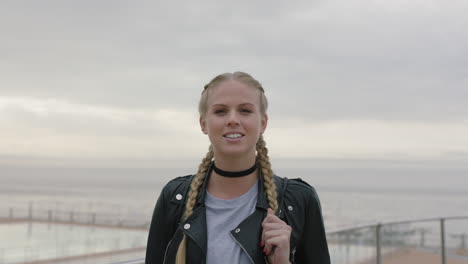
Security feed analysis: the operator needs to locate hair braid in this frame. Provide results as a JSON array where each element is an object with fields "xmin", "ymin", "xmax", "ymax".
[
  {"xmin": 176, "ymin": 145, "xmax": 214, "ymax": 264},
  {"xmin": 184, "ymin": 145, "xmax": 214, "ymax": 219},
  {"xmin": 256, "ymin": 135, "xmax": 278, "ymax": 212}
]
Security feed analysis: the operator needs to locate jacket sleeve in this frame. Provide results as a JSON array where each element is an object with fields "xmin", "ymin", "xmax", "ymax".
[
  {"xmin": 294, "ymin": 187, "xmax": 330, "ymax": 263},
  {"xmin": 145, "ymin": 185, "xmax": 174, "ymax": 264}
]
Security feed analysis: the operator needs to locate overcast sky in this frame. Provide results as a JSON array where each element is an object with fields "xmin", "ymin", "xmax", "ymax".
[{"xmin": 1, "ymin": 0, "xmax": 467, "ymax": 168}]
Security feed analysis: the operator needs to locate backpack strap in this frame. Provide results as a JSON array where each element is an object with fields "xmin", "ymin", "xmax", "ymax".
[{"xmin": 276, "ymin": 176, "xmax": 289, "ymax": 219}]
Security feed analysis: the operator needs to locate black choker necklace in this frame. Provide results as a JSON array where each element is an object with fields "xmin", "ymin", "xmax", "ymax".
[{"xmin": 213, "ymin": 162, "xmax": 257, "ymax": 178}]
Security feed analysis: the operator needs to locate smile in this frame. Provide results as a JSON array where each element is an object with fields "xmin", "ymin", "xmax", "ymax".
[{"xmin": 223, "ymin": 133, "xmax": 244, "ymax": 139}]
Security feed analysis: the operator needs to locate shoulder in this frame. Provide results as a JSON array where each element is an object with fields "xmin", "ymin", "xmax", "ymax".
[
  {"xmin": 160, "ymin": 175, "xmax": 194, "ymax": 203},
  {"xmin": 274, "ymin": 175, "xmax": 318, "ymax": 196},
  {"xmin": 164, "ymin": 174, "xmax": 193, "ymax": 188},
  {"xmin": 274, "ymin": 175, "xmax": 322, "ymax": 210}
]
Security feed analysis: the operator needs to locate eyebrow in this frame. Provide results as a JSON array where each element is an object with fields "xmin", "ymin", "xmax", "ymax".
[{"xmin": 212, "ymin": 103, "xmax": 255, "ymax": 107}]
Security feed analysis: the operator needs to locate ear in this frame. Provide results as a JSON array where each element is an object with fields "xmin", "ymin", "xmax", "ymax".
[
  {"xmin": 260, "ymin": 114, "xmax": 268, "ymax": 134},
  {"xmin": 199, "ymin": 116, "xmax": 208, "ymax": 134}
]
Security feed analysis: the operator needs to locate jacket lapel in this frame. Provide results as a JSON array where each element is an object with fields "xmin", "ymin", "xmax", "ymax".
[
  {"xmin": 182, "ymin": 206, "xmax": 208, "ymax": 259},
  {"xmin": 230, "ymin": 209, "xmax": 267, "ymax": 263}
]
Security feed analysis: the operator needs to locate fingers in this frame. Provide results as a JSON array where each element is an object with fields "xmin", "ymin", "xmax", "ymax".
[
  {"xmin": 261, "ymin": 208, "xmax": 280, "ymax": 246},
  {"xmin": 263, "ymin": 222, "xmax": 286, "ymax": 231},
  {"xmin": 263, "ymin": 231, "xmax": 291, "ymax": 257},
  {"xmin": 263, "ymin": 229, "xmax": 289, "ymax": 242},
  {"xmin": 261, "ymin": 210, "xmax": 281, "ymax": 244},
  {"xmin": 263, "ymin": 225, "xmax": 291, "ymax": 245},
  {"xmin": 262, "ymin": 208, "xmax": 282, "ymax": 224},
  {"xmin": 261, "ymin": 208, "xmax": 292, "ymax": 259},
  {"xmin": 264, "ymin": 235, "xmax": 290, "ymax": 255}
]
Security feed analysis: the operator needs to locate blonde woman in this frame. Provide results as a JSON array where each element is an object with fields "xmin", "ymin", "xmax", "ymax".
[{"xmin": 146, "ymin": 72, "xmax": 330, "ymax": 264}]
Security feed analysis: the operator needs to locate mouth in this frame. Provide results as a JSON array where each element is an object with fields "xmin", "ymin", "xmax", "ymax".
[{"xmin": 223, "ymin": 133, "xmax": 244, "ymax": 139}]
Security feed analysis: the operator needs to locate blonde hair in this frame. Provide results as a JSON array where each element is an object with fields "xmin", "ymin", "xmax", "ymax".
[
  {"xmin": 176, "ymin": 72, "xmax": 277, "ymax": 263},
  {"xmin": 198, "ymin": 71, "xmax": 268, "ymax": 117}
]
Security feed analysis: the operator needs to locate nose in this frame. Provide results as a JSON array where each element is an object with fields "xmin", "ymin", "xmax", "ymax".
[{"xmin": 226, "ymin": 110, "xmax": 240, "ymax": 127}]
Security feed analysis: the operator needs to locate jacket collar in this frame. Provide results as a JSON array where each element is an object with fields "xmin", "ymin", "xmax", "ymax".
[{"xmin": 195, "ymin": 161, "xmax": 269, "ymax": 210}]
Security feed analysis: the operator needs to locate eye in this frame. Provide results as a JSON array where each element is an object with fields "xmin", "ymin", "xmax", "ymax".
[
  {"xmin": 241, "ymin": 109, "xmax": 252, "ymax": 113},
  {"xmin": 214, "ymin": 109, "xmax": 226, "ymax": 114}
]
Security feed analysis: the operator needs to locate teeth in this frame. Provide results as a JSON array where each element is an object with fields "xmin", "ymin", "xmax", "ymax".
[{"xmin": 225, "ymin": 134, "xmax": 242, "ymax": 139}]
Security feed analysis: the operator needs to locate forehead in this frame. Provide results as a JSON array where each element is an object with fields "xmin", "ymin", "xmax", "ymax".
[{"xmin": 207, "ymin": 80, "xmax": 260, "ymax": 106}]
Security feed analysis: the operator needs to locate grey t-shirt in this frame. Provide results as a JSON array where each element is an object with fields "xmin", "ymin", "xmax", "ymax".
[{"xmin": 205, "ymin": 181, "xmax": 258, "ymax": 264}]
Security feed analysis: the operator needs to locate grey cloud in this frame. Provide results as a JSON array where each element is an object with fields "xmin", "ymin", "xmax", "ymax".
[{"xmin": 1, "ymin": 0, "xmax": 467, "ymax": 121}]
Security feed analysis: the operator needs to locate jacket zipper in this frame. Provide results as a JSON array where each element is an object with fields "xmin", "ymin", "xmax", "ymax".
[
  {"xmin": 162, "ymin": 238, "xmax": 173, "ymax": 264},
  {"xmin": 230, "ymin": 232, "xmax": 255, "ymax": 264}
]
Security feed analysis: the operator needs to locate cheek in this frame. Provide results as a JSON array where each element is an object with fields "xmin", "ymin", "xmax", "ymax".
[
  {"xmin": 205, "ymin": 118, "xmax": 223, "ymax": 132},
  {"xmin": 247, "ymin": 117, "xmax": 262, "ymax": 130}
]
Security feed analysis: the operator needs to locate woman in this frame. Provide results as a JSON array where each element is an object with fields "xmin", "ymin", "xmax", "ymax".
[{"xmin": 146, "ymin": 72, "xmax": 330, "ymax": 264}]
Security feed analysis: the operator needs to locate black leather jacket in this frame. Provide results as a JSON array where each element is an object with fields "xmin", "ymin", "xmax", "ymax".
[{"xmin": 145, "ymin": 165, "xmax": 330, "ymax": 264}]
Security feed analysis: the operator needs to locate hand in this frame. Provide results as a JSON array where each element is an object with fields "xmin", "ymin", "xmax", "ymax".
[{"xmin": 261, "ymin": 208, "xmax": 292, "ymax": 264}]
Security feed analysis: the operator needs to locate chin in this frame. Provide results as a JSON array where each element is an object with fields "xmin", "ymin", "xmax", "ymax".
[{"xmin": 216, "ymin": 146, "xmax": 255, "ymax": 159}]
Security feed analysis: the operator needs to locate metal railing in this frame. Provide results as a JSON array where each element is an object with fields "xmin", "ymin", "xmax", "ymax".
[
  {"xmin": 116, "ymin": 258, "xmax": 145, "ymax": 264},
  {"xmin": 0, "ymin": 202, "xmax": 151, "ymax": 229},
  {"xmin": 327, "ymin": 216, "xmax": 468, "ymax": 264},
  {"xmin": 113, "ymin": 216, "xmax": 468, "ymax": 264},
  {"xmin": 109, "ymin": 257, "xmax": 145, "ymax": 264},
  {"xmin": 0, "ymin": 203, "xmax": 149, "ymax": 264},
  {"xmin": 2, "ymin": 206, "xmax": 466, "ymax": 264}
]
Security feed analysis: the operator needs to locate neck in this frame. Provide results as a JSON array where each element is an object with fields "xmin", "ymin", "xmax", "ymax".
[
  {"xmin": 213, "ymin": 162, "xmax": 256, "ymax": 178},
  {"xmin": 208, "ymin": 170, "xmax": 259, "ymax": 199},
  {"xmin": 207, "ymin": 153, "xmax": 259, "ymax": 199},
  {"xmin": 212, "ymin": 151, "xmax": 257, "ymax": 172}
]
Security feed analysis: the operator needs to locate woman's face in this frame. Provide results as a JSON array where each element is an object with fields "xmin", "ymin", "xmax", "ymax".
[{"xmin": 200, "ymin": 80, "xmax": 267, "ymax": 159}]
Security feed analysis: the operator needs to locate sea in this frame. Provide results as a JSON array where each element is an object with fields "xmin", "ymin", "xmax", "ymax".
[{"xmin": 1, "ymin": 159, "xmax": 467, "ymax": 231}]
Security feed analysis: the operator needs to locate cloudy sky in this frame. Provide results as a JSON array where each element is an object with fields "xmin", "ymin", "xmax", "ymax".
[{"xmin": 1, "ymin": 0, "xmax": 467, "ymax": 168}]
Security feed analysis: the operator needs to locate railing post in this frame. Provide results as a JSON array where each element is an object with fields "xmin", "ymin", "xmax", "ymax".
[
  {"xmin": 462, "ymin": 234, "xmax": 466, "ymax": 250},
  {"xmin": 376, "ymin": 223, "xmax": 381, "ymax": 264},
  {"xmin": 28, "ymin": 201, "xmax": 33, "ymax": 220},
  {"xmin": 441, "ymin": 218, "xmax": 446, "ymax": 264}
]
